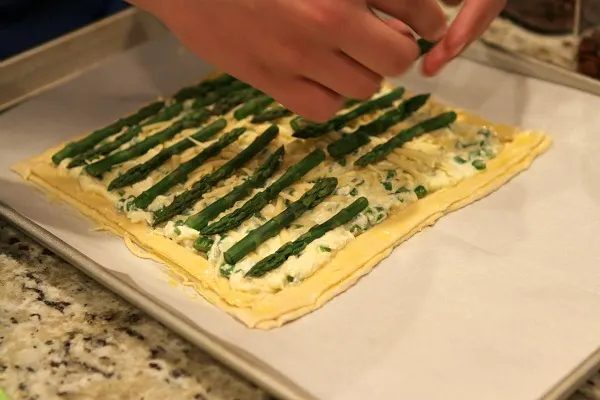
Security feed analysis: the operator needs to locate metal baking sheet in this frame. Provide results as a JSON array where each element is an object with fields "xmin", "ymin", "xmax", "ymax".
[
  {"xmin": 0, "ymin": 8, "xmax": 167, "ymax": 112},
  {"xmin": 461, "ymin": 39, "xmax": 600, "ymax": 98},
  {"xmin": 2, "ymin": 34, "xmax": 600, "ymax": 400}
]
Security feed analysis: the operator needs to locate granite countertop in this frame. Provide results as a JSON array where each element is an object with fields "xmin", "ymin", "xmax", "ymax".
[
  {"xmin": 0, "ymin": 218, "xmax": 599, "ymax": 400},
  {"xmin": 0, "ymin": 219, "xmax": 271, "ymax": 400}
]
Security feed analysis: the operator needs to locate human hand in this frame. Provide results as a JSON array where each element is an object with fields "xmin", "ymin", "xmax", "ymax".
[
  {"xmin": 130, "ymin": 0, "xmax": 447, "ymax": 122},
  {"xmin": 422, "ymin": 0, "xmax": 507, "ymax": 76}
]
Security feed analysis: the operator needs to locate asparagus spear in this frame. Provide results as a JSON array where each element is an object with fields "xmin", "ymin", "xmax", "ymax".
[
  {"xmin": 354, "ymin": 111, "xmax": 457, "ymax": 167},
  {"xmin": 192, "ymin": 80, "xmax": 250, "ymax": 108},
  {"xmin": 69, "ymin": 102, "xmax": 195, "ymax": 168},
  {"xmin": 185, "ymin": 146, "xmax": 285, "ymax": 231},
  {"xmin": 245, "ymin": 197, "xmax": 368, "ymax": 278},
  {"xmin": 251, "ymin": 107, "xmax": 292, "ymax": 123},
  {"xmin": 133, "ymin": 127, "xmax": 247, "ymax": 210},
  {"xmin": 224, "ymin": 177, "xmax": 338, "ymax": 264},
  {"xmin": 51, "ymin": 101, "xmax": 165, "ymax": 165},
  {"xmin": 234, "ymin": 95, "xmax": 274, "ymax": 120},
  {"xmin": 327, "ymin": 94, "xmax": 430, "ymax": 158},
  {"xmin": 292, "ymin": 88, "xmax": 405, "ymax": 139},
  {"xmin": 194, "ymin": 236, "xmax": 215, "ymax": 253},
  {"xmin": 200, "ymin": 149, "xmax": 326, "ymax": 236},
  {"xmin": 67, "ymin": 126, "xmax": 142, "ymax": 168},
  {"xmin": 417, "ymin": 38, "xmax": 436, "ymax": 55},
  {"xmin": 150, "ymin": 126, "xmax": 279, "ymax": 224},
  {"xmin": 84, "ymin": 109, "xmax": 212, "ymax": 178},
  {"xmin": 212, "ymin": 88, "xmax": 262, "ymax": 115},
  {"xmin": 140, "ymin": 103, "xmax": 184, "ymax": 126},
  {"xmin": 108, "ymin": 119, "xmax": 227, "ymax": 190},
  {"xmin": 173, "ymin": 74, "xmax": 236, "ymax": 102}
]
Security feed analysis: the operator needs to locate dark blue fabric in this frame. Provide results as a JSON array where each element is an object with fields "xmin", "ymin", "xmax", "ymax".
[{"xmin": 0, "ymin": 0, "xmax": 130, "ymax": 60}]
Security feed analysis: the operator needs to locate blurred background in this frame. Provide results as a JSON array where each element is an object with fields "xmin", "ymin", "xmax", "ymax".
[
  {"xmin": 0, "ymin": 0, "xmax": 130, "ymax": 60},
  {"xmin": 2, "ymin": 0, "xmax": 600, "ymax": 111}
]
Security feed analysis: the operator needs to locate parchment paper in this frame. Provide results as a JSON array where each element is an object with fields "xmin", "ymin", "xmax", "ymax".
[{"xmin": 2, "ymin": 34, "xmax": 600, "ymax": 400}]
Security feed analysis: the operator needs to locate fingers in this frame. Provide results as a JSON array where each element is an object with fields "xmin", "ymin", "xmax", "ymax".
[
  {"xmin": 300, "ymin": 50, "xmax": 382, "ymax": 100},
  {"xmin": 250, "ymin": 67, "xmax": 345, "ymax": 122},
  {"xmin": 423, "ymin": 0, "xmax": 506, "ymax": 75},
  {"xmin": 370, "ymin": 0, "xmax": 447, "ymax": 42},
  {"xmin": 439, "ymin": 0, "xmax": 464, "ymax": 5},
  {"xmin": 337, "ymin": 8, "xmax": 420, "ymax": 77}
]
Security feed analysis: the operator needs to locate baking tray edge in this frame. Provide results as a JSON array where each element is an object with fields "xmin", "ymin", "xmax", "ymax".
[
  {"xmin": 461, "ymin": 40, "xmax": 600, "ymax": 98},
  {"xmin": 0, "ymin": 202, "xmax": 314, "ymax": 400},
  {"xmin": 4, "ymin": 197, "xmax": 600, "ymax": 400}
]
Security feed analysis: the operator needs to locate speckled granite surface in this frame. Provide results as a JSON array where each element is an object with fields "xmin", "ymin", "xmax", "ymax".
[
  {"xmin": 1, "ymin": 217, "xmax": 600, "ymax": 400},
  {"xmin": 0, "ymin": 219, "xmax": 272, "ymax": 400}
]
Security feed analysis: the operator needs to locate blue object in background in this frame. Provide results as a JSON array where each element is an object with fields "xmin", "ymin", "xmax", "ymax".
[{"xmin": 0, "ymin": 0, "xmax": 130, "ymax": 60}]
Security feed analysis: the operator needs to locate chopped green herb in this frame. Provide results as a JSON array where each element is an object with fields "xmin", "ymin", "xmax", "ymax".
[
  {"xmin": 337, "ymin": 158, "xmax": 347, "ymax": 167},
  {"xmin": 456, "ymin": 141, "xmax": 478, "ymax": 149},
  {"xmin": 350, "ymin": 224, "xmax": 361, "ymax": 233},
  {"xmin": 175, "ymin": 220, "xmax": 184, "ymax": 226},
  {"xmin": 174, "ymin": 227, "xmax": 182, "ymax": 235},
  {"xmin": 365, "ymin": 207, "xmax": 374, "ymax": 215},
  {"xmin": 414, "ymin": 185, "xmax": 428, "ymax": 199},
  {"xmin": 292, "ymin": 224, "xmax": 303, "ymax": 229},
  {"xmin": 472, "ymin": 159, "xmax": 487, "ymax": 170},
  {"xmin": 375, "ymin": 206, "xmax": 384, "ymax": 212},
  {"xmin": 287, "ymin": 275, "xmax": 295, "ymax": 282},
  {"xmin": 319, "ymin": 245, "xmax": 332, "ymax": 252},
  {"xmin": 350, "ymin": 188, "xmax": 358, "ymax": 196},
  {"xmin": 382, "ymin": 181, "xmax": 392, "ymax": 191},
  {"xmin": 454, "ymin": 156, "xmax": 467, "ymax": 164},
  {"xmin": 386, "ymin": 170, "xmax": 396, "ymax": 179},
  {"xmin": 480, "ymin": 128, "xmax": 491, "ymax": 138},
  {"xmin": 469, "ymin": 150, "xmax": 482, "ymax": 158},
  {"xmin": 117, "ymin": 189, "xmax": 126, "ymax": 196},
  {"xmin": 220, "ymin": 264, "xmax": 235, "ymax": 278}
]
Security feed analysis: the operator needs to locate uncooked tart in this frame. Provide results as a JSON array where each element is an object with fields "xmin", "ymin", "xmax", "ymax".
[{"xmin": 13, "ymin": 72, "xmax": 552, "ymax": 329}]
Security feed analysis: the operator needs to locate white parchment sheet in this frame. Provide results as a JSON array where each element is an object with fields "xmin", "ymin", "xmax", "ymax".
[{"xmin": 2, "ymin": 35, "xmax": 600, "ymax": 400}]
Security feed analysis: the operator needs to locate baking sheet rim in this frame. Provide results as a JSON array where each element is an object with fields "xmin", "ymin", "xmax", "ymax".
[{"xmin": 2, "ymin": 200, "xmax": 600, "ymax": 400}]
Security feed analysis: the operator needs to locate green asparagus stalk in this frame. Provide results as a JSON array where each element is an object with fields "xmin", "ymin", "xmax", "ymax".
[
  {"xmin": 200, "ymin": 149, "xmax": 326, "ymax": 236},
  {"xmin": 245, "ymin": 197, "xmax": 368, "ymax": 278},
  {"xmin": 51, "ymin": 101, "xmax": 165, "ymax": 165},
  {"xmin": 173, "ymin": 74, "xmax": 236, "ymax": 102},
  {"xmin": 194, "ymin": 236, "xmax": 215, "ymax": 253},
  {"xmin": 185, "ymin": 146, "xmax": 285, "ymax": 231},
  {"xmin": 133, "ymin": 127, "xmax": 247, "ymax": 210},
  {"xmin": 67, "ymin": 126, "xmax": 142, "ymax": 168},
  {"xmin": 108, "ymin": 119, "xmax": 227, "ymax": 190},
  {"xmin": 212, "ymin": 88, "xmax": 262, "ymax": 115},
  {"xmin": 192, "ymin": 80, "xmax": 250, "ymax": 108},
  {"xmin": 292, "ymin": 88, "xmax": 405, "ymax": 139},
  {"xmin": 251, "ymin": 107, "xmax": 292, "ymax": 123},
  {"xmin": 417, "ymin": 38, "xmax": 436, "ymax": 55},
  {"xmin": 85, "ymin": 109, "xmax": 212, "ymax": 178},
  {"xmin": 234, "ymin": 95, "xmax": 274, "ymax": 120},
  {"xmin": 69, "ymin": 102, "xmax": 192, "ymax": 168},
  {"xmin": 141, "ymin": 103, "xmax": 184, "ymax": 126},
  {"xmin": 343, "ymin": 98, "xmax": 361, "ymax": 108},
  {"xmin": 354, "ymin": 111, "xmax": 457, "ymax": 167},
  {"xmin": 150, "ymin": 126, "xmax": 279, "ymax": 224},
  {"xmin": 224, "ymin": 177, "xmax": 338, "ymax": 264},
  {"xmin": 327, "ymin": 94, "xmax": 430, "ymax": 158}
]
